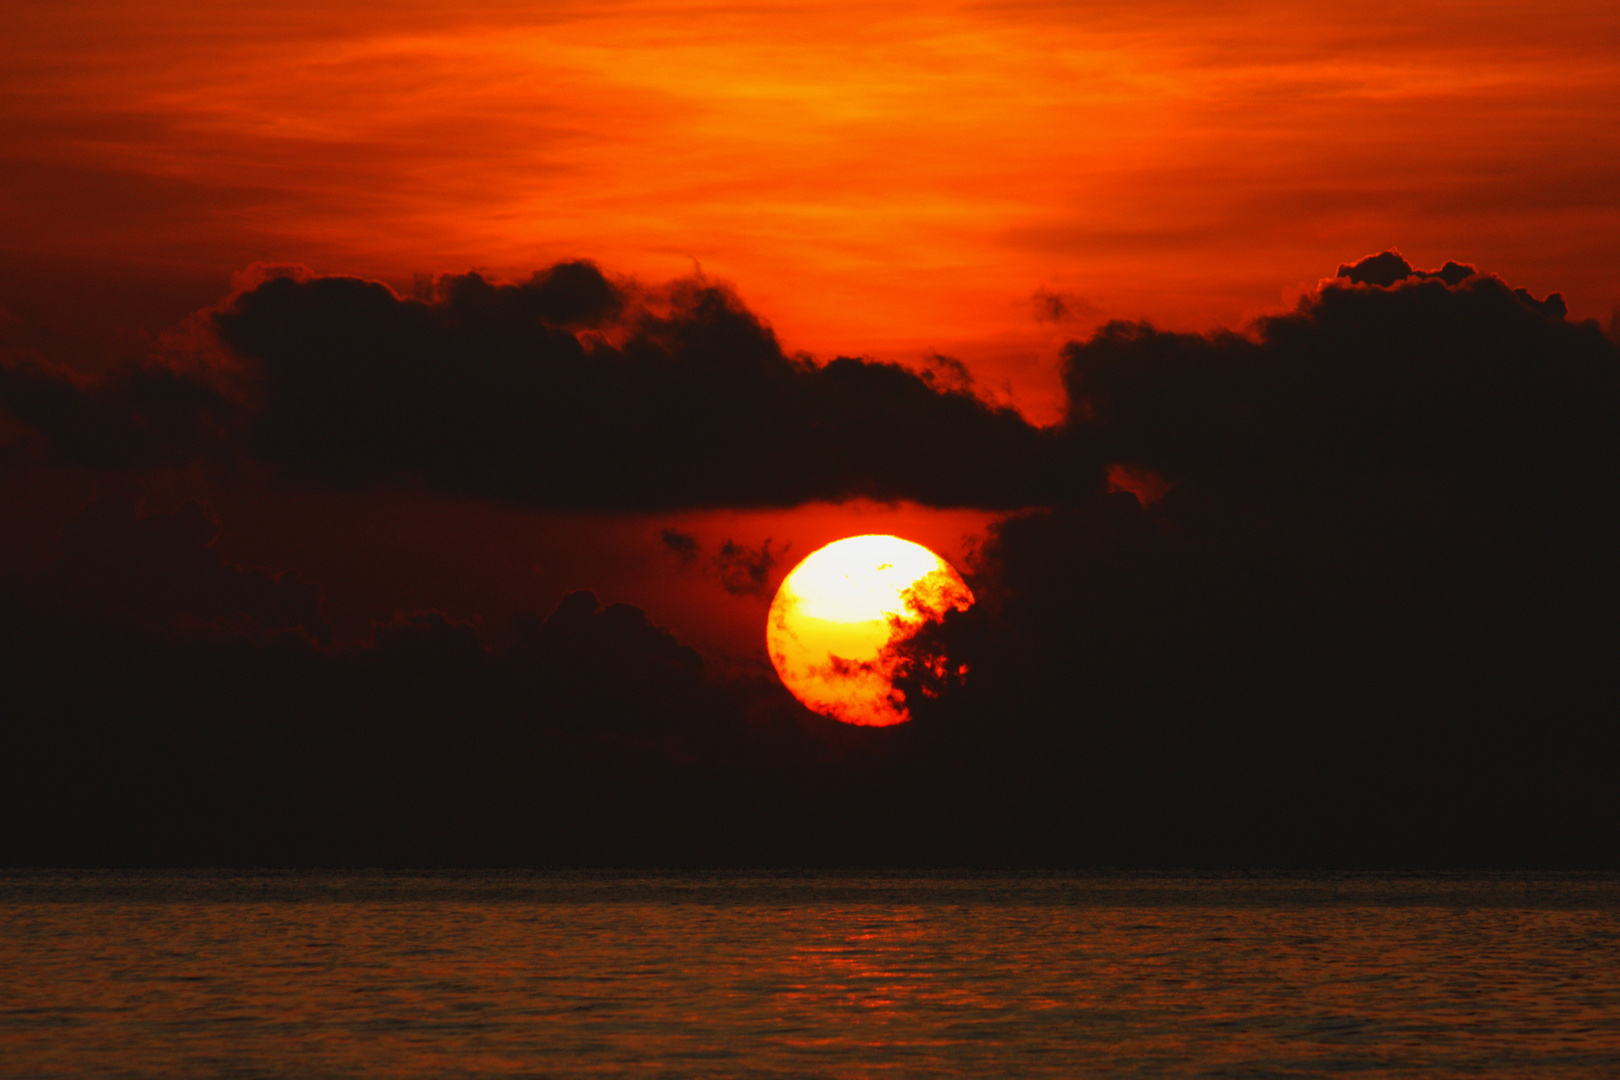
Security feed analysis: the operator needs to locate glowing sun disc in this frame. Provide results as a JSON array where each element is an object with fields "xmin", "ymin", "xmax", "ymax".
[{"xmin": 766, "ymin": 534, "xmax": 973, "ymax": 726}]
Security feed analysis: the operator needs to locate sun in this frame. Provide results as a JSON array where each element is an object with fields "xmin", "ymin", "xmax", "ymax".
[{"xmin": 766, "ymin": 535, "xmax": 974, "ymax": 726}]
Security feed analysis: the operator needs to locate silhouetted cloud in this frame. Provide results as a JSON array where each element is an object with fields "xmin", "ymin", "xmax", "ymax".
[
  {"xmin": 890, "ymin": 257, "xmax": 1620, "ymax": 865},
  {"xmin": 0, "ymin": 357, "xmax": 235, "ymax": 470},
  {"xmin": 3, "ymin": 254, "xmax": 1619, "ymax": 867},
  {"xmin": 1337, "ymin": 249, "xmax": 1568, "ymax": 316},
  {"xmin": 660, "ymin": 528, "xmax": 700, "ymax": 563},
  {"xmin": 1336, "ymin": 249, "xmax": 1473, "ymax": 288},
  {"xmin": 660, "ymin": 530, "xmax": 788, "ymax": 597},
  {"xmin": 714, "ymin": 538, "xmax": 786, "ymax": 598},
  {"xmin": 915, "ymin": 353, "xmax": 977, "ymax": 395},
  {"xmin": 1059, "ymin": 259, "xmax": 1614, "ymax": 498},
  {"xmin": 1, "ymin": 261, "xmax": 1052, "ymax": 509},
  {"xmin": 47, "ymin": 480, "xmax": 326, "ymax": 639},
  {"xmin": 1031, "ymin": 287, "xmax": 1096, "ymax": 323},
  {"xmin": 0, "ymin": 506, "xmax": 782, "ymax": 865}
]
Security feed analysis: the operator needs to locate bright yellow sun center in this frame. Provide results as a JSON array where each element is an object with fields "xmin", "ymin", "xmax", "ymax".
[{"xmin": 766, "ymin": 534, "xmax": 973, "ymax": 726}]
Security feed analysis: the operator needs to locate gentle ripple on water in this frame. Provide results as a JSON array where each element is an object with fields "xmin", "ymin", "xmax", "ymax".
[{"xmin": 2, "ymin": 873, "xmax": 1618, "ymax": 1078}]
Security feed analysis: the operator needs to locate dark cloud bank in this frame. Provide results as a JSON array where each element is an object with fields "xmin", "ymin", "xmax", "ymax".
[
  {"xmin": 2, "ymin": 252, "xmax": 1618, "ymax": 866},
  {"xmin": 2, "ymin": 262, "xmax": 1048, "ymax": 507}
]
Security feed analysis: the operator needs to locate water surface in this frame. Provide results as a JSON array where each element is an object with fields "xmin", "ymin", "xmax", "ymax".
[{"xmin": 4, "ymin": 872, "xmax": 1618, "ymax": 1077}]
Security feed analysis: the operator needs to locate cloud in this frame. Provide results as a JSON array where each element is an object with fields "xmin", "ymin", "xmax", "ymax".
[
  {"xmin": 1337, "ymin": 249, "xmax": 1567, "ymax": 316},
  {"xmin": 46, "ymin": 479, "xmax": 326, "ymax": 639},
  {"xmin": 0, "ymin": 355, "xmax": 236, "ymax": 470},
  {"xmin": 1031, "ymin": 287, "xmax": 1097, "ymax": 324},
  {"xmin": 1058, "ymin": 260, "xmax": 1615, "ymax": 498},
  {"xmin": 1336, "ymin": 249, "xmax": 1475, "ymax": 288},
  {"xmin": 4, "ymin": 254, "xmax": 1619, "ymax": 865},
  {"xmin": 1, "ymin": 261, "xmax": 1053, "ymax": 510},
  {"xmin": 660, "ymin": 529, "xmax": 788, "ymax": 597},
  {"xmin": 915, "ymin": 352, "xmax": 977, "ymax": 395},
  {"xmin": 660, "ymin": 528, "xmax": 701, "ymax": 563},
  {"xmin": 714, "ymin": 537, "xmax": 787, "ymax": 598},
  {"xmin": 0, "ymin": 507, "xmax": 772, "ymax": 865},
  {"xmin": 891, "ymin": 257, "xmax": 1620, "ymax": 864}
]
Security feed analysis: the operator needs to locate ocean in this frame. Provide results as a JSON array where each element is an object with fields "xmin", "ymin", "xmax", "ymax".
[{"xmin": 3, "ymin": 872, "xmax": 1618, "ymax": 1077}]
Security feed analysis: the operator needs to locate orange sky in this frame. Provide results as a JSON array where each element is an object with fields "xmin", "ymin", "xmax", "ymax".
[{"xmin": 5, "ymin": 0, "xmax": 1618, "ymax": 423}]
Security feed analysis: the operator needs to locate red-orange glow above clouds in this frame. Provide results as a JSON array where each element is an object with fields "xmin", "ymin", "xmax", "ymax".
[{"xmin": 4, "ymin": 1, "xmax": 1617, "ymax": 423}]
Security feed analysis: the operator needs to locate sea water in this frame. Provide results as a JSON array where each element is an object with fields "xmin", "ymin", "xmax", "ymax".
[{"xmin": 3, "ymin": 872, "xmax": 1618, "ymax": 1077}]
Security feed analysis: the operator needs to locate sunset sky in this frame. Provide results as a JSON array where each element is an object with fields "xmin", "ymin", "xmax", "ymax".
[
  {"xmin": 3, "ymin": 0, "xmax": 1618, "ymax": 865},
  {"xmin": 7, "ymin": 0, "xmax": 1618, "ymax": 417}
]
